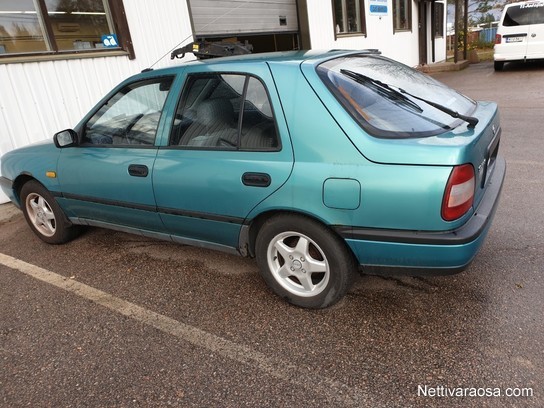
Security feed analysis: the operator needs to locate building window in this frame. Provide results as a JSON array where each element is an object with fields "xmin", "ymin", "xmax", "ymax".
[
  {"xmin": 434, "ymin": 2, "xmax": 444, "ymax": 38},
  {"xmin": 393, "ymin": 0, "xmax": 412, "ymax": 32},
  {"xmin": 0, "ymin": 0, "xmax": 134, "ymax": 60},
  {"xmin": 333, "ymin": 0, "xmax": 366, "ymax": 36}
]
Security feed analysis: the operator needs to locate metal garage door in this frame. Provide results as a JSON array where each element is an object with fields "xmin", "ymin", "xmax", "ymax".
[{"xmin": 188, "ymin": 0, "xmax": 298, "ymax": 36}]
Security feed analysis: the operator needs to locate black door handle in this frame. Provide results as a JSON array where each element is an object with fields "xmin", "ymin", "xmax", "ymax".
[
  {"xmin": 242, "ymin": 172, "xmax": 271, "ymax": 187},
  {"xmin": 128, "ymin": 164, "xmax": 149, "ymax": 177}
]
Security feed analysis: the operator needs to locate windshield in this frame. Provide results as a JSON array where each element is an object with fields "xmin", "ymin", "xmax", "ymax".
[{"xmin": 317, "ymin": 55, "xmax": 477, "ymax": 138}]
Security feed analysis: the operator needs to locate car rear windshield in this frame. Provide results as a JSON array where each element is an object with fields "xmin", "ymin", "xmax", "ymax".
[
  {"xmin": 317, "ymin": 54, "xmax": 477, "ymax": 139},
  {"xmin": 503, "ymin": 3, "xmax": 544, "ymax": 26}
]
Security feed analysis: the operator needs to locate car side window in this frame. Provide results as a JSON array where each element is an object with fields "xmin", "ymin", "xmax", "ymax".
[
  {"xmin": 83, "ymin": 77, "xmax": 174, "ymax": 146},
  {"xmin": 240, "ymin": 77, "xmax": 279, "ymax": 150},
  {"xmin": 171, "ymin": 74, "xmax": 279, "ymax": 150}
]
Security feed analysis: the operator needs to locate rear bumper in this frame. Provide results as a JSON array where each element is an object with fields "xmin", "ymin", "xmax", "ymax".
[
  {"xmin": 494, "ymin": 52, "xmax": 544, "ymax": 62},
  {"xmin": 494, "ymin": 49, "xmax": 525, "ymax": 62},
  {"xmin": 336, "ymin": 156, "xmax": 506, "ymax": 276}
]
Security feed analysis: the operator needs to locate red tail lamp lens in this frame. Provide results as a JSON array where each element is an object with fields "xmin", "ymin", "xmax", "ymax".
[{"xmin": 442, "ymin": 164, "xmax": 475, "ymax": 221}]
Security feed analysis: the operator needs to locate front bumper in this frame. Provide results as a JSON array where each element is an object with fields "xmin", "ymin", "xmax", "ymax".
[{"xmin": 336, "ymin": 156, "xmax": 506, "ymax": 276}]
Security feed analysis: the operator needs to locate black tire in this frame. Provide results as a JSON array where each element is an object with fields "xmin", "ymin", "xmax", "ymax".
[
  {"xmin": 494, "ymin": 61, "xmax": 504, "ymax": 71},
  {"xmin": 255, "ymin": 214, "xmax": 357, "ymax": 309},
  {"xmin": 20, "ymin": 180, "xmax": 81, "ymax": 244}
]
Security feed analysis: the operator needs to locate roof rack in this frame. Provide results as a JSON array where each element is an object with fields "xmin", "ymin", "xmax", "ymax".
[
  {"xmin": 327, "ymin": 49, "xmax": 381, "ymax": 54},
  {"xmin": 171, "ymin": 39, "xmax": 253, "ymax": 60}
]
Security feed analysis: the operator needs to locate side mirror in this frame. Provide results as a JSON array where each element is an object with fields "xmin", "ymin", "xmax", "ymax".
[{"xmin": 54, "ymin": 129, "xmax": 78, "ymax": 148}]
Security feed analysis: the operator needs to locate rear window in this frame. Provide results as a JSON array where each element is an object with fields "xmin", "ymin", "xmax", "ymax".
[
  {"xmin": 317, "ymin": 54, "xmax": 476, "ymax": 139},
  {"xmin": 503, "ymin": 3, "xmax": 544, "ymax": 26}
]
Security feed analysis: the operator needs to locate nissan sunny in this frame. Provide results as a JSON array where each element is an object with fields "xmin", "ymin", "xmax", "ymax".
[{"xmin": 0, "ymin": 50, "xmax": 506, "ymax": 308}]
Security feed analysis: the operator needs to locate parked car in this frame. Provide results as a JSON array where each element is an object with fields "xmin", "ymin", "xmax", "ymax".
[
  {"xmin": 0, "ymin": 50, "xmax": 505, "ymax": 308},
  {"xmin": 494, "ymin": 0, "xmax": 544, "ymax": 70}
]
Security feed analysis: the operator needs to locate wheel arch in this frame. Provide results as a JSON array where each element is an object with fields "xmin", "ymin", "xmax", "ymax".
[
  {"xmin": 12, "ymin": 173, "xmax": 37, "ymax": 206},
  {"xmin": 240, "ymin": 209, "xmax": 356, "ymax": 261}
]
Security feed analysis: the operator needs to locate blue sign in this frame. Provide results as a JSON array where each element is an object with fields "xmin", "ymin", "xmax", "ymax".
[
  {"xmin": 370, "ymin": 5, "xmax": 388, "ymax": 13},
  {"xmin": 369, "ymin": 0, "xmax": 388, "ymax": 16},
  {"xmin": 101, "ymin": 34, "xmax": 119, "ymax": 48}
]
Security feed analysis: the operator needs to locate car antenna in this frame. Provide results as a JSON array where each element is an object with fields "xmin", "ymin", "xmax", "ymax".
[
  {"xmin": 142, "ymin": 0, "xmax": 253, "ymax": 72},
  {"xmin": 142, "ymin": 34, "xmax": 194, "ymax": 72}
]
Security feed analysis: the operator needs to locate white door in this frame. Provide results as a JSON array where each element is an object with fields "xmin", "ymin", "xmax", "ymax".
[{"xmin": 526, "ymin": 4, "xmax": 544, "ymax": 59}]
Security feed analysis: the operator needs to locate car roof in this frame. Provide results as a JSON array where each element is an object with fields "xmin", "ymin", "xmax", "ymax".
[
  {"xmin": 184, "ymin": 49, "xmax": 377, "ymax": 65},
  {"xmin": 139, "ymin": 49, "xmax": 381, "ymax": 78}
]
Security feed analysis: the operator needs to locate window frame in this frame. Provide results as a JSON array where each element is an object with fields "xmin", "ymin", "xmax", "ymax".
[
  {"xmin": 0, "ymin": 0, "xmax": 134, "ymax": 63},
  {"xmin": 332, "ymin": 0, "xmax": 367, "ymax": 39},
  {"xmin": 392, "ymin": 0, "xmax": 412, "ymax": 33},
  {"xmin": 168, "ymin": 72, "xmax": 282, "ymax": 152}
]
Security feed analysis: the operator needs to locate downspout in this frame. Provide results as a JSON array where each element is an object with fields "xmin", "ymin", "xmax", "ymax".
[
  {"xmin": 296, "ymin": 0, "xmax": 312, "ymax": 49},
  {"xmin": 431, "ymin": 1, "xmax": 436, "ymax": 62},
  {"xmin": 454, "ymin": 0, "xmax": 459, "ymax": 63},
  {"xmin": 463, "ymin": 0, "xmax": 469, "ymax": 59}
]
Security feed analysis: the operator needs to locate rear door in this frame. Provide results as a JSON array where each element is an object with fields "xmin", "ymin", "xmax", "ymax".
[
  {"xmin": 526, "ymin": 3, "xmax": 544, "ymax": 58},
  {"xmin": 500, "ymin": 4, "xmax": 531, "ymax": 58},
  {"xmin": 153, "ymin": 65, "xmax": 294, "ymax": 250}
]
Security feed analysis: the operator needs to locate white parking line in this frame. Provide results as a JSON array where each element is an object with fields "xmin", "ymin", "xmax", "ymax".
[{"xmin": 0, "ymin": 252, "xmax": 373, "ymax": 407}]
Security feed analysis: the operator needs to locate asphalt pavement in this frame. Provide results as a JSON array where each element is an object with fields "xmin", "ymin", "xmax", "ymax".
[
  {"xmin": 0, "ymin": 203, "xmax": 18, "ymax": 223},
  {"xmin": 1, "ymin": 60, "xmax": 543, "ymax": 407}
]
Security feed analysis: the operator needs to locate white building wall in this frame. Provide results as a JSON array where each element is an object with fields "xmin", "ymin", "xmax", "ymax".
[
  {"xmin": 306, "ymin": 0, "xmax": 420, "ymax": 67},
  {"xmin": 0, "ymin": 0, "xmax": 193, "ymax": 202}
]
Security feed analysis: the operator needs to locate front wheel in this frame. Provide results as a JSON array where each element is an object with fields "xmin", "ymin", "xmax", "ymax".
[
  {"xmin": 255, "ymin": 214, "xmax": 357, "ymax": 308},
  {"xmin": 494, "ymin": 61, "xmax": 504, "ymax": 71},
  {"xmin": 20, "ymin": 180, "xmax": 80, "ymax": 244}
]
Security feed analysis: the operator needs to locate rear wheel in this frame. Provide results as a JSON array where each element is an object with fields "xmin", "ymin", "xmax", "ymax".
[
  {"xmin": 255, "ymin": 214, "xmax": 357, "ymax": 308},
  {"xmin": 494, "ymin": 61, "xmax": 504, "ymax": 71},
  {"xmin": 20, "ymin": 180, "xmax": 80, "ymax": 244}
]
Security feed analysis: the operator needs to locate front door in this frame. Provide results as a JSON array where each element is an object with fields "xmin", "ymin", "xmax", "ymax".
[{"xmin": 57, "ymin": 76, "xmax": 176, "ymax": 232}]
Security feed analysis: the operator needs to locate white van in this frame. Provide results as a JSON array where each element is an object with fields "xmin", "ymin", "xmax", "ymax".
[{"xmin": 494, "ymin": 1, "xmax": 544, "ymax": 70}]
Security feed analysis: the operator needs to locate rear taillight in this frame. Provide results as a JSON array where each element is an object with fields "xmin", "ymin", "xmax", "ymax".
[
  {"xmin": 495, "ymin": 34, "xmax": 502, "ymax": 44},
  {"xmin": 442, "ymin": 164, "xmax": 475, "ymax": 221}
]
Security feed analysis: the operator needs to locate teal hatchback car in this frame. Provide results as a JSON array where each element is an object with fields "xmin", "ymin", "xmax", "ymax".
[{"xmin": 0, "ymin": 50, "xmax": 505, "ymax": 308}]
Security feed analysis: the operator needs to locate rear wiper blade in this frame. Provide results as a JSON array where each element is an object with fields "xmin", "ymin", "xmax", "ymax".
[
  {"xmin": 340, "ymin": 69, "xmax": 422, "ymax": 114},
  {"xmin": 397, "ymin": 87, "xmax": 478, "ymax": 128},
  {"xmin": 340, "ymin": 69, "xmax": 479, "ymax": 128}
]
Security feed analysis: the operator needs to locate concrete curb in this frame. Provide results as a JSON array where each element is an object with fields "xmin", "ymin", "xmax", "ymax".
[{"xmin": 417, "ymin": 60, "xmax": 470, "ymax": 73}]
